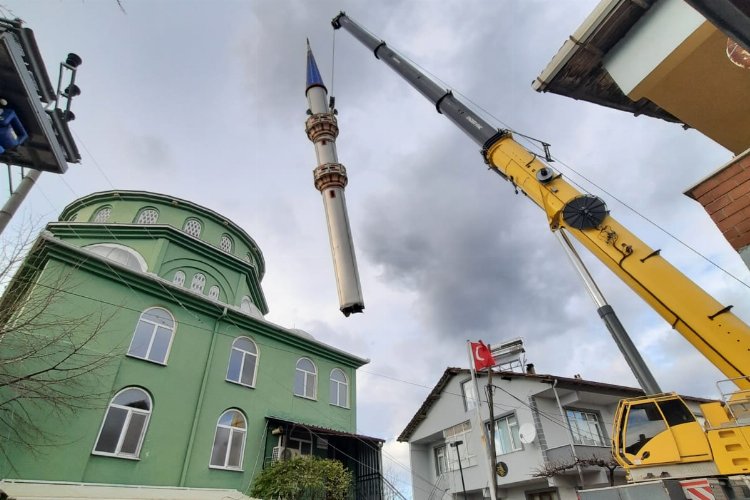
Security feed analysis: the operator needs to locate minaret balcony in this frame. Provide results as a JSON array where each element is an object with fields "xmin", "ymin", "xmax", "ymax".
[
  {"xmin": 313, "ymin": 162, "xmax": 348, "ymax": 191},
  {"xmin": 305, "ymin": 113, "xmax": 339, "ymax": 142}
]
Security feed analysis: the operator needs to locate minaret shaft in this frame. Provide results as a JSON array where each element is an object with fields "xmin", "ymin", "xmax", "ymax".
[{"xmin": 306, "ymin": 42, "xmax": 364, "ymax": 316}]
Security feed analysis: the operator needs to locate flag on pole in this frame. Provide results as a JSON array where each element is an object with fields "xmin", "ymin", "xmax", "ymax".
[{"xmin": 470, "ymin": 340, "xmax": 496, "ymax": 371}]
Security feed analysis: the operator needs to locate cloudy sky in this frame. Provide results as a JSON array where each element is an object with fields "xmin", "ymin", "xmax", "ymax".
[{"xmin": 3, "ymin": 0, "xmax": 749, "ymax": 495}]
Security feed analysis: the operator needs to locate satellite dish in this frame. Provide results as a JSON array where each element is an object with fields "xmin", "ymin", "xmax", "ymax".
[{"xmin": 519, "ymin": 423, "xmax": 537, "ymax": 444}]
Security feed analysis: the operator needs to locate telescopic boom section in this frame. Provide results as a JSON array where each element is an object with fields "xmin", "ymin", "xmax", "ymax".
[
  {"xmin": 332, "ymin": 13, "xmax": 505, "ymax": 153},
  {"xmin": 333, "ymin": 12, "xmax": 750, "ymax": 389}
]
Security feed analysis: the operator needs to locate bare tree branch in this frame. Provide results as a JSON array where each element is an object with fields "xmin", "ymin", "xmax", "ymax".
[
  {"xmin": 0, "ymin": 223, "xmax": 120, "ymax": 466},
  {"xmin": 532, "ymin": 455, "xmax": 621, "ymax": 487}
]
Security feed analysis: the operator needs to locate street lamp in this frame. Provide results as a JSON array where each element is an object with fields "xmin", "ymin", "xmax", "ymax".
[{"xmin": 450, "ymin": 440, "xmax": 468, "ymax": 500}]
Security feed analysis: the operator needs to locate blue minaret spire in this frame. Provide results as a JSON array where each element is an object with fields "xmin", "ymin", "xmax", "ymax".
[
  {"xmin": 304, "ymin": 39, "xmax": 365, "ymax": 316},
  {"xmin": 306, "ymin": 38, "xmax": 326, "ymax": 93}
]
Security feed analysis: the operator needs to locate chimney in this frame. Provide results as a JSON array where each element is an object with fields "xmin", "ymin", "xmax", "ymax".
[{"xmin": 526, "ymin": 363, "xmax": 535, "ymax": 375}]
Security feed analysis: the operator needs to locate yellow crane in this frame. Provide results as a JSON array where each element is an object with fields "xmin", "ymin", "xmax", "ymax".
[{"xmin": 332, "ymin": 12, "xmax": 750, "ymax": 484}]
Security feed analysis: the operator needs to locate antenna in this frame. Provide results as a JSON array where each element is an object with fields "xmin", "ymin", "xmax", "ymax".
[{"xmin": 518, "ymin": 423, "xmax": 537, "ymax": 444}]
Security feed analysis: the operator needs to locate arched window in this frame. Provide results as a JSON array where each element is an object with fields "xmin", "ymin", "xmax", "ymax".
[
  {"xmin": 173, "ymin": 270, "xmax": 185, "ymax": 287},
  {"xmin": 183, "ymin": 218, "xmax": 202, "ymax": 238},
  {"xmin": 243, "ymin": 254, "xmax": 252, "ymax": 265},
  {"xmin": 294, "ymin": 358, "xmax": 317, "ymax": 399},
  {"xmin": 84, "ymin": 243, "xmax": 148, "ymax": 272},
  {"xmin": 190, "ymin": 273, "xmax": 206, "ymax": 293},
  {"xmin": 210, "ymin": 409, "xmax": 246, "ymax": 470},
  {"xmin": 330, "ymin": 368, "xmax": 349, "ymax": 408},
  {"xmin": 226, "ymin": 337, "xmax": 258, "ymax": 387},
  {"xmin": 136, "ymin": 208, "xmax": 159, "ymax": 224},
  {"xmin": 127, "ymin": 307, "xmax": 175, "ymax": 364},
  {"xmin": 208, "ymin": 285, "xmax": 221, "ymax": 301},
  {"xmin": 93, "ymin": 387, "xmax": 152, "ymax": 458},
  {"xmin": 92, "ymin": 206, "xmax": 112, "ymax": 223},
  {"xmin": 219, "ymin": 234, "xmax": 233, "ymax": 253}
]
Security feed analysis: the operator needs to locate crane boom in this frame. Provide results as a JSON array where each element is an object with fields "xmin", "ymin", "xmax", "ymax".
[{"xmin": 332, "ymin": 12, "xmax": 750, "ymax": 390}]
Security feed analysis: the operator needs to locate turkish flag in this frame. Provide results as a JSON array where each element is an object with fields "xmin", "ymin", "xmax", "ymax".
[{"xmin": 471, "ymin": 341, "xmax": 496, "ymax": 371}]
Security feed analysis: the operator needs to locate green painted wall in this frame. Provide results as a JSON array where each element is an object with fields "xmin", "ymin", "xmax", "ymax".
[{"xmin": 0, "ymin": 191, "xmax": 366, "ymax": 493}]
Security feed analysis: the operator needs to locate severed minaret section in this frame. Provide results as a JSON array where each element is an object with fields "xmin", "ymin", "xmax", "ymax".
[{"xmin": 305, "ymin": 40, "xmax": 364, "ymax": 316}]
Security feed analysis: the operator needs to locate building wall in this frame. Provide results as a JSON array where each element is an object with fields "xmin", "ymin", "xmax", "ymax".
[
  {"xmin": 405, "ymin": 372, "xmax": 647, "ymax": 500},
  {"xmin": 686, "ymin": 150, "xmax": 750, "ymax": 268},
  {"xmin": 0, "ymin": 191, "xmax": 364, "ymax": 493}
]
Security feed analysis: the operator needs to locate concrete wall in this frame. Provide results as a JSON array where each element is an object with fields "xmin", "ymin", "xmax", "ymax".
[{"xmin": 407, "ymin": 373, "xmax": 635, "ymax": 500}]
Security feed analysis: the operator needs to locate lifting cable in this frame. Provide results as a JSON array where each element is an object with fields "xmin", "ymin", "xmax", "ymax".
[{"xmin": 329, "ymin": 27, "xmax": 337, "ymax": 101}]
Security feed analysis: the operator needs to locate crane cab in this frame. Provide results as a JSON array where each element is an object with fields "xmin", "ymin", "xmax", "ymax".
[
  {"xmin": 613, "ymin": 393, "xmax": 716, "ymax": 481},
  {"xmin": 614, "ymin": 390, "xmax": 750, "ymax": 482}
]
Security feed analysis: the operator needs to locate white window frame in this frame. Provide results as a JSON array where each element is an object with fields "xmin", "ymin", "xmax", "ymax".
[
  {"xmin": 92, "ymin": 387, "xmax": 152, "ymax": 460},
  {"xmin": 566, "ymin": 408, "xmax": 606, "ymax": 447},
  {"xmin": 83, "ymin": 243, "xmax": 148, "ymax": 273},
  {"xmin": 434, "ymin": 444, "xmax": 448, "ymax": 475},
  {"xmin": 287, "ymin": 435, "xmax": 313, "ymax": 455},
  {"xmin": 190, "ymin": 273, "xmax": 206, "ymax": 294},
  {"xmin": 183, "ymin": 218, "xmax": 203, "ymax": 238},
  {"xmin": 173, "ymin": 270, "xmax": 186, "ymax": 286},
  {"xmin": 461, "ymin": 379, "xmax": 477, "ymax": 411},
  {"xmin": 226, "ymin": 337, "xmax": 259, "ymax": 388},
  {"xmin": 136, "ymin": 208, "xmax": 159, "ymax": 224},
  {"xmin": 92, "ymin": 206, "xmax": 112, "ymax": 223},
  {"xmin": 294, "ymin": 357, "xmax": 317, "ymax": 400},
  {"xmin": 219, "ymin": 234, "xmax": 234, "ymax": 253},
  {"xmin": 208, "ymin": 285, "xmax": 221, "ymax": 300},
  {"xmin": 329, "ymin": 368, "xmax": 349, "ymax": 408},
  {"xmin": 127, "ymin": 307, "xmax": 176, "ymax": 365},
  {"xmin": 490, "ymin": 413, "xmax": 523, "ymax": 456},
  {"xmin": 209, "ymin": 409, "xmax": 247, "ymax": 471},
  {"xmin": 443, "ymin": 421, "xmax": 474, "ymax": 469}
]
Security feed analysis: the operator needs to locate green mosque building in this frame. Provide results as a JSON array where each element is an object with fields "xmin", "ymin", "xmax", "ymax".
[{"xmin": 0, "ymin": 190, "xmax": 383, "ymax": 499}]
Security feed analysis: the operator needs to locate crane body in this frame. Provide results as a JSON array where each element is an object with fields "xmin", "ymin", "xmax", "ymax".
[{"xmin": 332, "ymin": 11, "xmax": 750, "ymax": 484}]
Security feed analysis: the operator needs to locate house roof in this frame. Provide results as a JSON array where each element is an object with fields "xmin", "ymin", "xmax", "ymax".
[
  {"xmin": 532, "ymin": 0, "xmax": 681, "ymax": 124},
  {"xmin": 397, "ymin": 367, "xmax": 714, "ymax": 442},
  {"xmin": 266, "ymin": 415, "xmax": 384, "ymax": 443},
  {"xmin": 533, "ymin": 0, "xmax": 750, "ymax": 125}
]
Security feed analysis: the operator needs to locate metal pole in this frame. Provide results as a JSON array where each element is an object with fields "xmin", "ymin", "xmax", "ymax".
[
  {"xmin": 554, "ymin": 229, "xmax": 662, "ymax": 395},
  {"xmin": 450, "ymin": 440, "xmax": 468, "ymax": 500},
  {"xmin": 486, "ymin": 352, "xmax": 499, "ymax": 500},
  {"xmin": 466, "ymin": 342, "xmax": 498, "ymax": 500},
  {"xmin": 0, "ymin": 168, "xmax": 41, "ymax": 235}
]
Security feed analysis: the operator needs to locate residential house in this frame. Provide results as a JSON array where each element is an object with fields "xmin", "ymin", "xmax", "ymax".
[{"xmin": 399, "ymin": 364, "xmax": 709, "ymax": 500}]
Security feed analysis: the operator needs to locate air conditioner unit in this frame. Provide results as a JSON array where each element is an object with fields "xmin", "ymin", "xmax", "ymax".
[{"xmin": 272, "ymin": 446, "xmax": 302, "ymax": 462}]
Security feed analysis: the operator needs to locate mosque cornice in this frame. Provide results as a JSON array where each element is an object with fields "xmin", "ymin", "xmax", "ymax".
[{"xmin": 29, "ymin": 232, "xmax": 368, "ymax": 368}]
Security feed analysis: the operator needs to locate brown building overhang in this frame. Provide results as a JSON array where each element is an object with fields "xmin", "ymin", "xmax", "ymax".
[{"xmin": 533, "ymin": 0, "xmax": 681, "ymax": 124}]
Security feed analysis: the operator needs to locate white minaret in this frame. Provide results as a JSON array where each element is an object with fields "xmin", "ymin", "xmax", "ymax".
[{"xmin": 305, "ymin": 40, "xmax": 364, "ymax": 316}]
